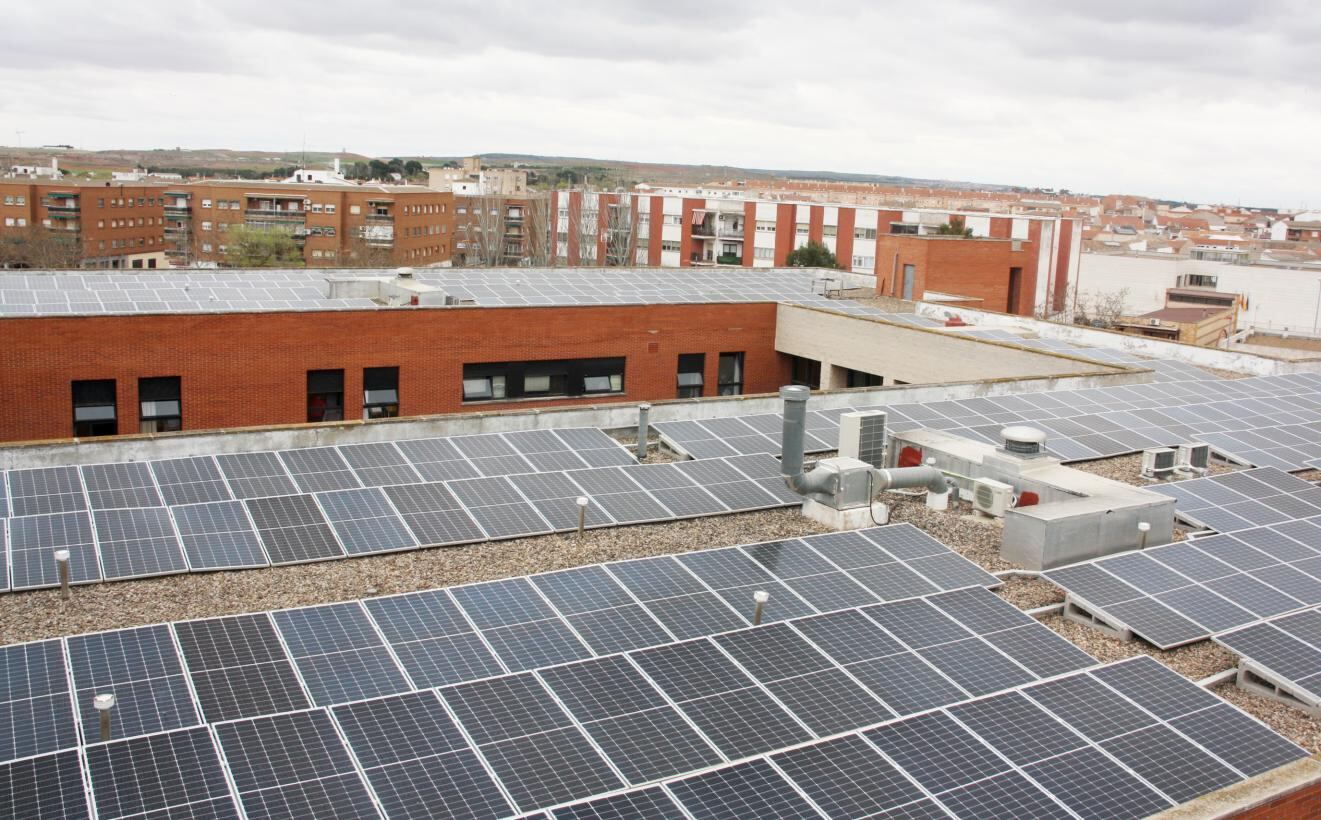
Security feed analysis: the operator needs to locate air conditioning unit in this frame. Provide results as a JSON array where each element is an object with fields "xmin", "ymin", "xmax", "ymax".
[
  {"xmin": 839, "ymin": 411, "xmax": 886, "ymax": 468},
  {"xmin": 973, "ymin": 478, "xmax": 1015, "ymax": 518},
  {"xmin": 1178, "ymin": 442, "xmax": 1211, "ymax": 474},
  {"xmin": 1141, "ymin": 447, "xmax": 1177, "ymax": 479}
]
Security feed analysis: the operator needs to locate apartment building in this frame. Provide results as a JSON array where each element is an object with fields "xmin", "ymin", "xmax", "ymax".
[
  {"xmin": 548, "ymin": 190, "xmax": 1082, "ymax": 316},
  {"xmin": 163, "ymin": 181, "xmax": 455, "ymax": 267},
  {"xmin": 0, "ymin": 180, "xmax": 169, "ymax": 268},
  {"xmin": 452, "ymin": 193, "xmax": 549, "ymax": 266}
]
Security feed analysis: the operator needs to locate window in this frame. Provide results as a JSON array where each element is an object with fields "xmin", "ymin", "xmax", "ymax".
[
  {"xmin": 72, "ymin": 379, "xmax": 117, "ymax": 437},
  {"xmin": 845, "ymin": 368, "xmax": 883, "ymax": 388},
  {"xmin": 350, "ymin": 205, "xmax": 361, "ymax": 215},
  {"xmin": 363, "ymin": 367, "xmax": 399, "ymax": 419},
  {"xmin": 677, "ymin": 354, "xmax": 705, "ymax": 398},
  {"xmin": 790, "ymin": 356, "xmax": 821, "ymax": 389},
  {"xmin": 754, "ymin": 247, "xmax": 775, "ymax": 260},
  {"xmin": 462, "ymin": 358, "xmax": 625, "ymax": 402},
  {"xmin": 822, "ymin": 225, "xmax": 837, "ymax": 237},
  {"xmin": 853, "ymin": 227, "xmax": 877, "ymax": 240},
  {"xmin": 664, "ymin": 214, "xmax": 682, "ymax": 225},
  {"xmin": 890, "ymin": 223, "xmax": 918, "ymax": 235},
  {"xmin": 852, "ymin": 255, "xmax": 874, "ymax": 269},
  {"xmin": 755, "ymin": 220, "xmax": 775, "ymax": 232},
  {"xmin": 307, "ymin": 369, "xmax": 344, "ymax": 422},
  {"xmin": 201, "ymin": 199, "xmax": 212, "ymax": 208},
  {"xmin": 661, "ymin": 240, "xmax": 681, "ymax": 253},
  {"xmin": 717, "ymin": 352, "xmax": 744, "ymax": 396},
  {"xmin": 139, "ymin": 376, "xmax": 181, "ymax": 433},
  {"xmin": 795, "ymin": 223, "xmax": 809, "ymax": 235},
  {"xmin": 325, "ymin": 204, "xmax": 336, "ymax": 214}
]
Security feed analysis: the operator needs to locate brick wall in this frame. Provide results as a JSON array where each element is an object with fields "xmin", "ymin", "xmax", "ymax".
[
  {"xmin": 0, "ymin": 303, "xmax": 785, "ymax": 443},
  {"xmin": 1229, "ymin": 776, "xmax": 1321, "ymax": 817},
  {"xmin": 873, "ymin": 234, "xmax": 1036, "ymax": 314}
]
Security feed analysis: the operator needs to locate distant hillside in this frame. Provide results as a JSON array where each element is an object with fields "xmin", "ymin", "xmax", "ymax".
[{"xmin": 0, "ymin": 145, "xmax": 1018, "ymax": 191}]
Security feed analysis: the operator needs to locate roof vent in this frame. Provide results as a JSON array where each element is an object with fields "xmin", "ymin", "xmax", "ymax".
[
  {"xmin": 394, "ymin": 267, "xmax": 415, "ymax": 279},
  {"xmin": 1001, "ymin": 426, "xmax": 1047, "ymax": 457}
]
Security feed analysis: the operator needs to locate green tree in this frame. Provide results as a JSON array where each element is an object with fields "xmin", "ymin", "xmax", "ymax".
[
  {"xmin": 223, "ymin": 225, "xmax": 304, "ymax": 268},
  {"xmin": 403, "ymin": 160, "xmax": 423, "ymax": 177},
  {"xmin": 934, "ymin": 218, "xmax": 973, "ymax": 237},
  {"xmin": 785, "ymin": 240, "xmax": 840, "ymax": 269}
]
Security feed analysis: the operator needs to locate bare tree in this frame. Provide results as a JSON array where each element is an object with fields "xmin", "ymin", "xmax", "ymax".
[
  {"xmin": 0, "ymin": 224, "xmax": 83, "ymax": 268},
  {"xmin": 1070, "ymin": 286, "xmax": 1130, "ymax": 328},
  {"xmin": 522, "ymin": 194, "xmax": 552, "ymax": 267},
  {"xmin": 339, "ymin": 230, "xmax": 395, "ymax": 268},
  {"xmin": 604, "ymin": 197, "xmax": 639, "ymax": 266}
]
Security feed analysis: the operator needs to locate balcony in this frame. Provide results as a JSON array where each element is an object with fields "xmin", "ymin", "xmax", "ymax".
[
  {"xmin": 366, "ymin": 213, "xmax": 394, "ymax": 223},
  {"xmin": 717, "ymin": 225, "xmax": 745, "ymax": 239},
  {"xmin": 691, "ymin": 221, "xmax": 716, "ymax": 237},
  {"xmin": 164, "ymin": 205, "xmax": 191, "ymax": 216},
  {"xmin": 244, "ymin": 208, "xmax": 306, "ymax": 220},
  {"xmin": 44, "ymin": 200, "xmax": 80, "ymax": 212},
  {"xmin": 717, "ymin": 253, "xmax": 743, "ymax": 266}
]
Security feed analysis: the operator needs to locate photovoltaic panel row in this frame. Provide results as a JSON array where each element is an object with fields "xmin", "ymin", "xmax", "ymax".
[
  {"xmin": 0, "ymin": 523, "xmax": 998, "ymax": 770},
  {"xmin": 538, "ymin": 654, "xmax": 1303, "ymax": 820},
  {"xmin": 1215, "ymin": 605, "xmax": 1321, "ymax": 714},
  {"xmin": 0, "ymin": 452, "xmax": 808, "ymax": 593},
  {"xmin": 1044, "ymin": 516, "xmax": 1321, "ymax": 648},
  {"xmin": 653, "ymin": 372, "xmax": 1321, "ymax": 469},
  {"xmin": 1148, "ymin": 466, "xmax": 1321, "ymax": 534},
  {"xmin": 17, "ymin": 624, "xmax": 1301, "ymax": 818}
]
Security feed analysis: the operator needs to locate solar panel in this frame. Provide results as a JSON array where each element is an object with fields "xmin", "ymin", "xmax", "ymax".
[
  {"xmin": 551, "ymin": 787, "xmax": 687, "ymax": 820},
  {"xmin": 330, "ymin": 690, "xmax": 513, "ymax": 820},
  {"xmin": 66, "ymin": 625, "xmax": 199, "ymax": 740},
  {"xmin": 271, "ymin": 602, "xmax": 410, "ymax": 706},
  {"xmin": 213, "ymin": 452, "xmax": 299, "ymax": 499},
  {"xmin": 0, "ymin": 750, "xmax": 89, "ymax": 820},
  {"xmin": 7, "ymin": 511, "xmax": 99, "ymax": 589},
  {"xmin": 214, "ymin": 709, "xmax": 380, "ymax": 819},
  {"xmin": 81, "ymin": 462, "xmax": 163, "ymax": 510},
  {"xmin": 382, "ymin": 482, "xmax": 486, "ymax": 547},
  {"xmin": 669, "ymin": 759, "xmax": 822, "ymax": 819},
  {"xmin": 440, "ymin": 674, "xmax": 624, "ymax": 812},
  {"xmin": 7, "ymin": 467, "xmax": 86, "ymax": 517},
  {"xmin": 85, "ymin": 726, "xmax": 237, "ymax": 819},
  {"xmin": 0, "ymin": 640, "xmax": 77, "ymax": 762},
  {"xmin": 448, "ymin": 476, "xmax": 554, "ymax": 539},
  {"xmin": 315, "ymin": 487, "xmax": 418, "ymax": 555},
  {"xmin": 171, "ymin": 500, "xmax": 268, "ymax": 570},
  {"xmin": 243, "ymin": 494, "xmax": 344, "ymax": 564},
  {"xmin": 364, "ymin": 590, "xmax": 505, "ymax": 687},
  {"xmin": 336, "ymin": 442, "xmax": 423, "ymax": 487},
  {"xmin": 92, "ymin": 507, "xmax": 188, "ymax": 581},
  {"xmin": 173, "ymin": 613, "xmax": 311, "ymax": 723},
  {"xmin": 150, "ymin": 456, "xmax": 233, "ymax": 506},
  {"xmin": 278, "ymin": 447, "xmax": 363, "ymax": 494}
]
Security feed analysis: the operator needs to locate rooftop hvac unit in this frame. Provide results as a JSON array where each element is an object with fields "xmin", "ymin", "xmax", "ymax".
[
  {"xmin": 1141, "ymin": 447, "xmax": 1177, "ymax": 479},
  {"xmin": 1178, "ymin": 442, "xmax": 1211, "ymax": 474},
  {"xmin": 839, "ymin": 410, "xmax": 887, "ymax": 468},
  {"xmin": 973, "ymin": 478, "xmax": 1015, "ymax": 518}
]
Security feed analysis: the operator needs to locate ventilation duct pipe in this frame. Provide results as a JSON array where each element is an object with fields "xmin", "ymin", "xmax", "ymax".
[{"xmin": 780, "ymin": 386, "xmax": 836, "ymax": 496}]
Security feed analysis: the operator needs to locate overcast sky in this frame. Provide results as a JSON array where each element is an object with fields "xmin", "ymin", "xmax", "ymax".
[{"xmin": 3, "ymin": 1, "xmax": 1318, "ymax": 206}]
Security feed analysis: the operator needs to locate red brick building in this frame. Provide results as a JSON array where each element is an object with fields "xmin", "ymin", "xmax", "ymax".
[
  {"xmin": 0, "ymin": 301, "xmax": 783, "ymax": 442},
  {"xmin": 1, "ymin": 180, "xmax": 170, "ymax": 268}
]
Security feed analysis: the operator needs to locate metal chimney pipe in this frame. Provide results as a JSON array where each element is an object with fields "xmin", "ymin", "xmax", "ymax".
[
  {"xmin": 780, "ymin": 385, "xmax": 833, "ymax": 496},
  {"xmin": 636, "ymin": 404, "xmax": 651, "ymax": 461}
]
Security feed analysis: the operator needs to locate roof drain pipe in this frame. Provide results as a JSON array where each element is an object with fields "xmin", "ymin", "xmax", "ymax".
[{"xmin": 780, "ymin": 386, "xmax": 836, "ymax": 498}]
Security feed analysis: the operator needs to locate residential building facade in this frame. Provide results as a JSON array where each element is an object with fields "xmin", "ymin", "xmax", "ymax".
[{"xmin": 1, "ymin": 180, "xmax": 169, "ymax": 268}]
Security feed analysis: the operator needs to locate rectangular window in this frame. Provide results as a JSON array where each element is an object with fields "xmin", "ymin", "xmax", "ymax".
[
  {"xmin": 852, "ymin": 255, "xmax": 874, "ymax": 269},
  {"xmin": 889, "ymin": 223, "xmax": 918, "ymax": 235},
  {"xmin": 822, "ymin": 225, "xmax": 837, "ymax": 237},
  {"xmin": 201, "ymin": 199, "xmax": 212, "ymax": 208},
  {"xmin": 139, "ymin": 376, "xmax": 181, "ymax": 433},
  {"xmin": 790, "ymin": 356, "xmax": 821, "ymax": 389},
  {"xmin": 753, "ymin": 247, "xmax": 775, "ymax": 260},
  {"xmin": 661, "ymin": 240, "xmax": 681, "ymax": 253},
  {"xmin": 307, "ymin": 369, "xmax": 344, "ymax": 422},
  {"xmin": 664, "ymin": 214, "xmax": 682, "ymax": 225},
  {"xmin": 363, "ymin": 366, "xmax": 399, "ymax": 419},
  {"xmin": 717, "ymin": 352, "xmax": 744, "ymax": 396},
  {"xmin": 72, "ymin": 379, "xmax": 117, "ymax": 437},
  {"xmin": 462, "ymin": 358, "xmax": 625, "ymax": 402},
  {"xmin": 795, "ymin": 223, "xmax": 809, "ymax": 235},
  {"xmin": 755, "ymin": 220, "xmax": 775, "ymax": 233},
  {"xmin": 677, "ymin": 353, "xmax": 705, "ymax": 399},
  {"xmin": 325, "ymin": 204, "xmax": 336, "ymax": 214},
  {"xmin": 845, "ymin": 368, "xmax": 883, "ymax": 388},
  {"xmin": 853, "ymin": 227, "xmax": 877, "ymax": 240}
]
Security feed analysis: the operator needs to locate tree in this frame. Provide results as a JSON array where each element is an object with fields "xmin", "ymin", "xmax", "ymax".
[
  {"xmin": 785, "ymin": 240, "xmax": 840, "ymax": 269},
  {"xmin": 403, "ymin": 160, "xmax": 423, "ymax": 177},
  {"xmin": 223, "ymin": 224, "xmax": 304, "ymax": 268},
  {"xmin": 1068, "ymin": 286, "xmax": 1130, "ymax": 328},
  {"xmin": 522, "ymin": 194, "xmax": 553, "ymax": 267},
  {"xmin": 0, "ymin": 224, "xmax": 83, "ymax": 268},
  {"xmin": 934, "ymin": 218, "xmax": 974, "ymax": 237}
]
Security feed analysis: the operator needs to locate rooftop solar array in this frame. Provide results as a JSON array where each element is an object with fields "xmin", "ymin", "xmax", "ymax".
[
  {"xmin": 1215, "ymin": 606, "xmax": 1321, "ymax": 714},
  {"xmin": 1044, "ymin": 516, "xmax": 1321, "ymax": 649},
  {"xmin": 1149, "ymin": 466, "xmax": 1321, "ymax": 534},
  {"xmin": 1, "ymin": 430, "xmax": 825, "ymax": 592},
  {"xmin": 1, "ymin": 580, "xmax": 1305, "ymax": 818},
  {"xmin": 0, "ymin": 268, "xmax": 942, "ymax": 323},
  {"xmin": 657, "ymin": 372, "xmax": 1321, "ymax": 469}
]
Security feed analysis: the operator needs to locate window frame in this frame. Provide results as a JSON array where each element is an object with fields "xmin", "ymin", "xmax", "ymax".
[
  {"xmin": 717, "ymin": 352, "xmax": 745, "ymax": 396},
  {"xmin": 138, "ymin": 376, "xmax": 182, "ymax": 433},
  {"xmin": 72, "ymin": 379, "xmax": 118, "ymax": 437},
  {"xmin": 363, "ymin": 366, "xmax": 400, "ymax": 420},
  {"xmin": 307, "ymin": 369, "xmax": 345, "ymax": 423}
]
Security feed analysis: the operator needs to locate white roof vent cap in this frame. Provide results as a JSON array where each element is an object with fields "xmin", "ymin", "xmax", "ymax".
[
  {"xmin": 1002, "ymin": 425, "xmax": 1047, "ymax": 456},
  {"xmin": 394, "ymin": 267, "xmax": 415, "ymax": 279}
]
